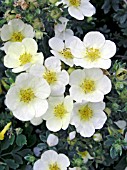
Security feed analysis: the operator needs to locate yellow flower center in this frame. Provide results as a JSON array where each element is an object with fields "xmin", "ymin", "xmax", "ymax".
[
  {"xmin": 78, "ymin": 105, "xmax": 93, "ymax": 121},
  {"xmin": 49, "ymin": 163, "xmax": 60, "ymax": 170},
  {"xmin": 60, "ymin": 48, "xmax": 73, "ymax": 59},
  {"xmin": 43, "ymin": 70, "xmax": 57, "ymax": 84},
  {"xmin": 80, "ymin": 79, "xmax": 95, "ymax": 93},
  {"xmin": 20, "ymin": 88, "xmax": 35, "ymax": 103},
  {"xmin": 69, "ymin": 0, "xmax": 81, "ymax": 7},
  {"xmin": 54, "ymin": 103, "xmax": 67, "ymax": 119},
  {"xmin": 11, "ymin": 32, "xmax": 24, "ymax": 42},
  {"xmin": 19, "ymin": 52, "xmax": 32, "ymax": 65},
  {"xmin": 86, "ymin": 48, "xmax": 101, "ymax": 62}
]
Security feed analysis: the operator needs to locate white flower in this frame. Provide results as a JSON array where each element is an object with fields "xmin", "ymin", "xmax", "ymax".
[
  {"xmin": 69, "ymin": 131, "xmax": 76, "ymax": 140},
  {"xmin": 70, "ymin": 31, "xmax": 116, "ymax": 69},
  {"xmin": 79, "ymin": 151, "xmax": 93, "ymax": 163},
  {"xmin": 30, "ymin": 116, "xmax": 43, "ymax": 126},
  {"xmin": 5, "ymin": 73, "xmax": 51, "ymax": 121},
  {"xmin": 47, "ymin": 134, "xmax": 59, "ymax": 147},
  {"xmin": 4, "ymin": 38, "xmax": 44, "ymax": 73},
  {"xmin": 93, "ymin": 133, "xmax": 102, "ymax": 142},
  {"xmin": 33, "ymin": 150, "xmax": 70, "ymax": 170},
  {"xmin": 29, "ymin": 57, "xmax": 69, "ymax": 96},
  {"xmin": 62, "ymin": 0, "xmax": 96, "ymax": 20},
  {"xmin": 70, "ymin": 101, "xmax": 107, "ymax": 137},
  {"xmin": 49, "ymin": 36, "xmax": 79, "ymax": 66},
  {"xmin": 54, "ymin": 17, "xmax": 74, "ymax": 40},
  {"xmin": 69, "ymin": 68, "xmax": 111, "ymax": 102},
  {"xmin": 42, "ymin": 96, "xmax": 73, "ymax": 132},
  {"xmin": 1, "ymin": 19, "xmax": 35, "ymax": 52}
]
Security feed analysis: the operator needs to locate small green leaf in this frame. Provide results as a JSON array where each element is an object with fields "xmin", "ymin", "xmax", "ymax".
[
  {"xmin": 16, "ymin": 134, "xmax": 27, "ymax": 147},
  {"xmin": 5, "ymin": 159, "xmax": 19, "ymax": 169}
]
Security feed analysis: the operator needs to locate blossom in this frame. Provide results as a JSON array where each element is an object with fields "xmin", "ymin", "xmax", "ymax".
[
  {"xmin": 62, "ymin": 0, "xmax": 96, "ymax": 20},
  {"xmin": 49, "ymin": 36, "xmax": 79, "ymax": 66},
  {"xmin": 42, "ymin": 96, "xmax": 73, "ymax": 132},
  {"xmin": 29, "ymin": 57, "xmax": 69, "ymax": 96},
  {"xmin": 1, "ymin": 19, "xmax": 35, "ymax": 52},
  {"xmin": 33, "ymin": 150, "xmax": 70, "ymax": 170},
  {"xmin": 70, "ymin": 101, "xmax": 107, "ymax": 137},
  {"xmin": 0, "ymin": 122, "xmax": 12, "ymax": 140},
  {"xmin": 47, "ymin": 134, "xmax": 59, "ymax": 147},
  {"xmin": 69, "ymin": 68, "xmax": 111, "ymax": 102},
  {"xmin": 70, "ymin": 31, "xmax": 116, "ymax": 69},
  {"xmin": 5, "ymin": 73, "xmax": 51, "ymax": 121},
  {"xmin": 4, "ymin": 38, "xmax": 44, "ymax": 73},
  {"xmin": 54, "ymin": 17, "xmax": 74, "ymax": 40}
]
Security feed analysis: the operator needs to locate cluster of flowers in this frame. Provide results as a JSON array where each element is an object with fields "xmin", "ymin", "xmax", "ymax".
[{"xmin": 0, "ymin": 1, "xmax": 116, "ymax": 169}]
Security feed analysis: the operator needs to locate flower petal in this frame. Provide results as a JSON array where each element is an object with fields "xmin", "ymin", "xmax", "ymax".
[
  {"xmin": 49, "ymin": 37, "xmax": 64, "ymax": 51},
  {"xmin": 8, "ymin": 19, "xmax": 24, "ymax": 32},
  {"xmin": 83, "ymin": 31, "xmax": 105, "ymax": 48},
  {"xmin": 22, "ymin": 24, "xmax": 35, "ymax": 38},
  {"xmin": 45, "ymin": 57, "xmax": 61, "ymax": 71},
  {"xmin": 1, "ymin": 25, "xmax": 13, "ymax": 41},
  {"xmin": 13, "ymin": 104, "xmax": 35, "ymax": 121},
  {"xmin": 34, "ymin": 99, "xmax": 48, "ymax": 117},
  {"xmin": 79, "ymin": 1, "xmax": 96, "ymax": 17},
  {"xmin": 46, "ymin": 118, "xmax": 62, "ymax": 132},
  {"xmin": 22, "ymin": 38, "xmax": 38, "ymax": 54},
  {"xmin": 58, "ymin": 154, "xmax": 70, "ymax": 168},
  {"xmin": 68, "ymin": 6, "xmax": 84, "ymax": 20},
  {"xmin": 97, "ymin": 75, "xmax": 112, "ymax": 95},
  {"xmin": 101, "ymin": 40, "xmax": 116, "ymax": 59}
]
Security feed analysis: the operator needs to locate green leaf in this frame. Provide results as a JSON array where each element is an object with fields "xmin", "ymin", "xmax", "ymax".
[
  {"xmin": 9, "ymin": 134, "xmax": 15, "ymax": 145},
  {"xmin": 110, "ymin": 146, "xmax": 118, "ymax": 159},
  {"xmin": 5, "ymin": 159, "xmax": 19, "ymax": 169},
  {"xmin": 1, "ymin": 139, "xmax": 10, "ymax": 151},
  {"xmin": 16, "ymin": 134, "xmax": 27, "ymax": 147},
  {"xmin": 0, "ymin": 165, "xmax": 5, "ymax": 170},
  {"xmin": 12, "ymin": 154, "xmax": 23, "ymax": 165},
  {"xmin": 18, "ymin": 149, "xmax": 32, "ymax": 157}
]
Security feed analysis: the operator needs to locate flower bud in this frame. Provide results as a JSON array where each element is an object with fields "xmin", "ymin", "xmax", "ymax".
[
  {"xmin": 49, "ymin": 0, "xmax": 58, "ymax": 4},
  {"xmin": 50, "ymin": 8, "xmax": 62, "ymax": 19},
  {"xmin": 47, "ymin": 134, "xmax": 59, "ymax": 147},
  {"xmin": 35, "ymin": 30, "xmax": 43, "ymax": 39},
  {"xmin": 116, "ymin": 68, "xmax": 127, "ymax": 80},
  {"xmin": 93, "ymin": 133, "xmax": 102, "ymax": 142},
  {"xmin": 69, "ymin": 131, "xmax": 76, "ymax": 140}
]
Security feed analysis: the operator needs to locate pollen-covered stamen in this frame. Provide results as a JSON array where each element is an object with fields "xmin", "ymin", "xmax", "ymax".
[
  {"xmin": 78, "ymin": 105, "xmax": 93, "ymax": 121},
  {"xmin": 86, "ymin": 47, "xmax": 101, "ymax": 61},
  {"xmin": 54, "ymin": 103, "xmax": 67, "ymax": 119},
  {"xmin": 20, "ymin": 88, "xmax": 35, "ymax": 103},
  {"xmin": 49, "ymin": 163, "xmax": 60, "ymax": 170},
  {"xmin": 69, "ymin": 0, "xmax": 81, "ymax": 7},
  {"xmin": 80, "ymin": 79, "xmax": 95, "ymax": 93},
  {"xmin": 60, "ymin": 48, "xmax": 74, "ymax": 59},
  {"xmin": 11, "ymin": 32, "xmax": 24, "ymax": 42},
  {"xmin": 19, "ymin": 52, "xmax": 32, "ymax": 65},
  {"xmin": 43, "ymin": 70, "xmax": 57, "ymax": 84}
]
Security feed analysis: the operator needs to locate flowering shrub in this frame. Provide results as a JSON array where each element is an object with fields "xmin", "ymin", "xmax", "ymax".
[{"xmin": 0, "ymin": 0, "xmax": 127, "ymax": 170}]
